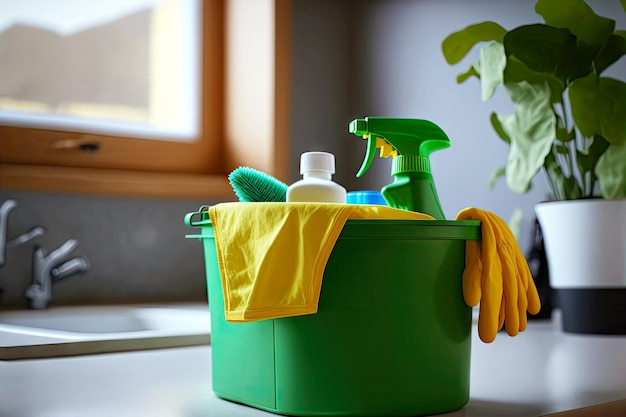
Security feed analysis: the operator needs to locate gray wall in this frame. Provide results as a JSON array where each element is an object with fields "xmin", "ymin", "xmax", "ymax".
[
  {"xmin": 1, "ymin": 0, "xmax": 624, "ymax": 307},
  {"xmin": 288, "ymin": 0, "xmax": 352, "ymax": 184},
  {"xmin": 0, "ymin": 190, "xmax": 212, "ymax": 307}
]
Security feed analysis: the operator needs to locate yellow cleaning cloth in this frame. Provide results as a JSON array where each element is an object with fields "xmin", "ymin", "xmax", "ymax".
[
  {"xmin": 208, "ymin": 202, "xmax": 433, "ymax": 322},
  {"xmin": 456, "ymin": 208, "xmax": 541, "ymax": 343}
]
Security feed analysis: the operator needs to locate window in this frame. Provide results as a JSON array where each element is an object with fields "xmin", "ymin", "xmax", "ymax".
[
  {"xmin": 0, "ymin": 0, "xmax": 290, "ymax": 199},
  {"xmin": 0, "ymin": 0, "xmax": 201, "ymax": 141}
]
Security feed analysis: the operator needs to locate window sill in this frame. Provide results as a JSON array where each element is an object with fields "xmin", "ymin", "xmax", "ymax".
[{"xmin": 0, "ymin": 164, "xmax": 235, "ymax": 200}]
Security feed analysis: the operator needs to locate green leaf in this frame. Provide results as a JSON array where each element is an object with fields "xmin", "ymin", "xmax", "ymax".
[
  {"xmin": 442, "ymin": 22, "xmax": 507, "ymax": 65},
  {"xmin": 543, "ymin": 149, "xmax": 584, "ymax": 199},
  {"xmin": 456, "ymin": 63, "xmax": 480, "ymax": 84},
  {"xmin": 535, "ymin": 0, "xmax": 615, "ymax": 48},
  {"xmin": 490, "ymin": 112, "xmax": 511, "ymax": 144},
  {"xmin": 503, "ymin": 24, "xmax": 591, "ymax": 82},
  {"xmin": 555, "ymin": 144, "xmax": 570, "ymax": 154},
  {"xmin": 563, "ymin": 175, "xmax": 583, "ymax": 199},
  {"xmin": 620, "ymin": 0, "xmax": 626, "ymax": 14},
  {"xmin": 556, "ymin": 114, "xmax": 566, "ymax": 136},
  {"xmin": 555, "ymin": 115, "xmax": 574, "ymax": 142},
  {"xmin": 479, "ymin": 42, "xmax": 506, "ymax": 101},
  {"xmin": 569, "ymin": 73, "xmax": 626, "ymax": 145},
  {"xmin": 596, "ymin": 144, "xmax": 626, "ymax": 198},
  {"xmin": 598, "ymin": 78, "xmax": 626, "ymax": 144},
  {"xmin": 569, "ymin": 72, "xmax": 605, "ymax": 137},
  {"xmin": 595, "ymin": 33, "xmax": 626, "ymax": 74},
  {"xmin": 488, "ymin": 167, "xmax": 506, "ymax": 190},
  {"xmin": 503, "ymin": 56, "xmax": 565, "ymax": 103},
  {"xmin": 543, "ymin": 151, "xmax": 566, "ymax": 199},
  {"xmin": 577, "ymin": 134, "xmax": 610, "ymax": 179},
  {"xmin": 498, "ymin": 81, "xmax": 556, "ymax": 194}
]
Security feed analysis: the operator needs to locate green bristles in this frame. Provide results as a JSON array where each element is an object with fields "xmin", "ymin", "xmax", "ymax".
[{"xmin": 228, "ymin": 166, "xmax": 288, "ymax": 202}]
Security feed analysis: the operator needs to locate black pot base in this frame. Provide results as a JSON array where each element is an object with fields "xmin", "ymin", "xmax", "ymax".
[{"xmin": 555, "ymin": 288, "xmax": 626, "ymax": 335}]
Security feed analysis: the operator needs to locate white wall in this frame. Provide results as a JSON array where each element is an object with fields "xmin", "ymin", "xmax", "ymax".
[{"xmin": 344, "ymin": 0, "xmax": 626, "ymax": 249}]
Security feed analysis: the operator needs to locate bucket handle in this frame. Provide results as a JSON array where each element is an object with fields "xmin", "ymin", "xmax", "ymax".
[{"xmin": 184, "ymin": 205, "xmax": 211, "ymax": 227}]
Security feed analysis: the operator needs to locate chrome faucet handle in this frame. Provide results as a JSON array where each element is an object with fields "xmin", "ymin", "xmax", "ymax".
[
  {"xmin": 0, "ymin": 199, "xmax": 18, "ymax": 266},
  {"xmin": 51, "ymin": 257, "xmax": 90, "ymax": 282},
  {"xmin": 26, "ymin": 239, "xmax": 88, "ymax": 309},
  {"xmin": 1, "ymin": 199, "xmax": 46, "ymax": 267},
  {"xmin": 46, "ymin": 239, "xmax": 79, "ymax": 265},
  {"xmin": 6, "ymin": 226, "xmax": 47, "ymax": 248}
]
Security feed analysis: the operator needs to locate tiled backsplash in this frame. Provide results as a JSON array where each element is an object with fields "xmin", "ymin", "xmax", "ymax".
[{"xmin": 0, "ymin": 190, "xmax": 217, "ymax": 308}]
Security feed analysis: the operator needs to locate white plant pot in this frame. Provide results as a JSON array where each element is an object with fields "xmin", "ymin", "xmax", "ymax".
[{"xmin": 535, "ymin": 199, "xmax": 626, "ymax": 334}]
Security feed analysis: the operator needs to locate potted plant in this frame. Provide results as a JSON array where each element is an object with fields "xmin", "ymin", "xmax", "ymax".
[{"xmin": 441, "ymin": 0, "xmax": 626, "ymax": 334}]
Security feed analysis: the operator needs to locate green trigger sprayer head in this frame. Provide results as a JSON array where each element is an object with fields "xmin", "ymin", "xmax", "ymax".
[
  {"xmin": 349, "ymin": 117, "xmax": 450, "ymax": 177},
  {"xmin": 348, "ymin": 116, "xmax": 451, "ymax": 218}
]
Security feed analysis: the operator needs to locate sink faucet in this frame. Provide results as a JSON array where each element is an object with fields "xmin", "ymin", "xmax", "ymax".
[
  {"xmin": 1, "ymin": 200, "xmax": 47, "ymax": 267},
  {"xmin": 25, "ymin": 239, "xmax": 90, "ymax": 309},
  {"xmin": 1, "ymin": 199, "xmax": 47, "ymax": 304},
  {"xmin": 0, "ymin": 199, "xmax": 18, "ymax": 266}
]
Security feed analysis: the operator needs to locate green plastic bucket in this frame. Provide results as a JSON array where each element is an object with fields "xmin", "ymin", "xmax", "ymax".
[{"xmin": 185, "ymin": 207, "xmax": 481, "ymax": 416}]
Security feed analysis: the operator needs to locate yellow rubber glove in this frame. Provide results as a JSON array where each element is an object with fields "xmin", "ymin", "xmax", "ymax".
[
  {"xmin": 486, "ymin": 211, "xmax": 519, "ymax": 336},
  {"xmin": 457, "ymin": 207, "xmax": 541, "ymax": 343},
  {"xmin": 458, "ymin": 208, "xmax": 503, "ymax": 342},
  {"xmin": 485, "ymin": 211, "xmax": 539, "ymax": 333},
  {"xmin": 485, "ymin": 210, "xmax": 541, "ymax": 324}
]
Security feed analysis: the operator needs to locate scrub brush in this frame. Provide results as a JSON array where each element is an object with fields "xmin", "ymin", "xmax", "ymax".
[{"xmin": 228, "ymin": 166, "xmax": 288, "ymax": 202}]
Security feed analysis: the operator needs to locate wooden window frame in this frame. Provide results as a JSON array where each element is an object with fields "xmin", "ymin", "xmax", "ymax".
[{"xmin": 0, "ymin": 0, "xmax": 290, "ymax": 200}]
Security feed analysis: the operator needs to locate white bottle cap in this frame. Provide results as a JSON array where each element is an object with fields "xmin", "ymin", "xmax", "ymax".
[{"xmin": 300, "ymin": 151, "xmax": 335, "ymax": 174}]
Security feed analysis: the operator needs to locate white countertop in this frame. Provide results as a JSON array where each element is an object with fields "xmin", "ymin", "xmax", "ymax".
[{"xmin": 1, "ymin": 312, "xmax": 625, "ymax": 417}]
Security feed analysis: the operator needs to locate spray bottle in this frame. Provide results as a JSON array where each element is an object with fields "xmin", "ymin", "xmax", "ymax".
[{"xmin": 349, "ymin": 117, "xmax": 449, "ymax": 219}]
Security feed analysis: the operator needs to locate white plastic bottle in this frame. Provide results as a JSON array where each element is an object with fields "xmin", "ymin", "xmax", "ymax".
[{"xmin": 286, "ymin": 152, "xmax": 347, "ymax": 203}]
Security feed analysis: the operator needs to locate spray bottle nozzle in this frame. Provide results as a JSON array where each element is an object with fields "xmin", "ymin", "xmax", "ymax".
[
  {"xmin": 349, "ymin": 117, "xmax": 450, "ymax": 178},
  {"xmin": 348, "ymin": 116, "xmax": 450, "ymax": 218}
]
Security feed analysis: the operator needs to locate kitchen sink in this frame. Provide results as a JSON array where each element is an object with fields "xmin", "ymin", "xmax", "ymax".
[{"xmin": 0, "ymin": 303, "xmax": 211, "ymax": 360}]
